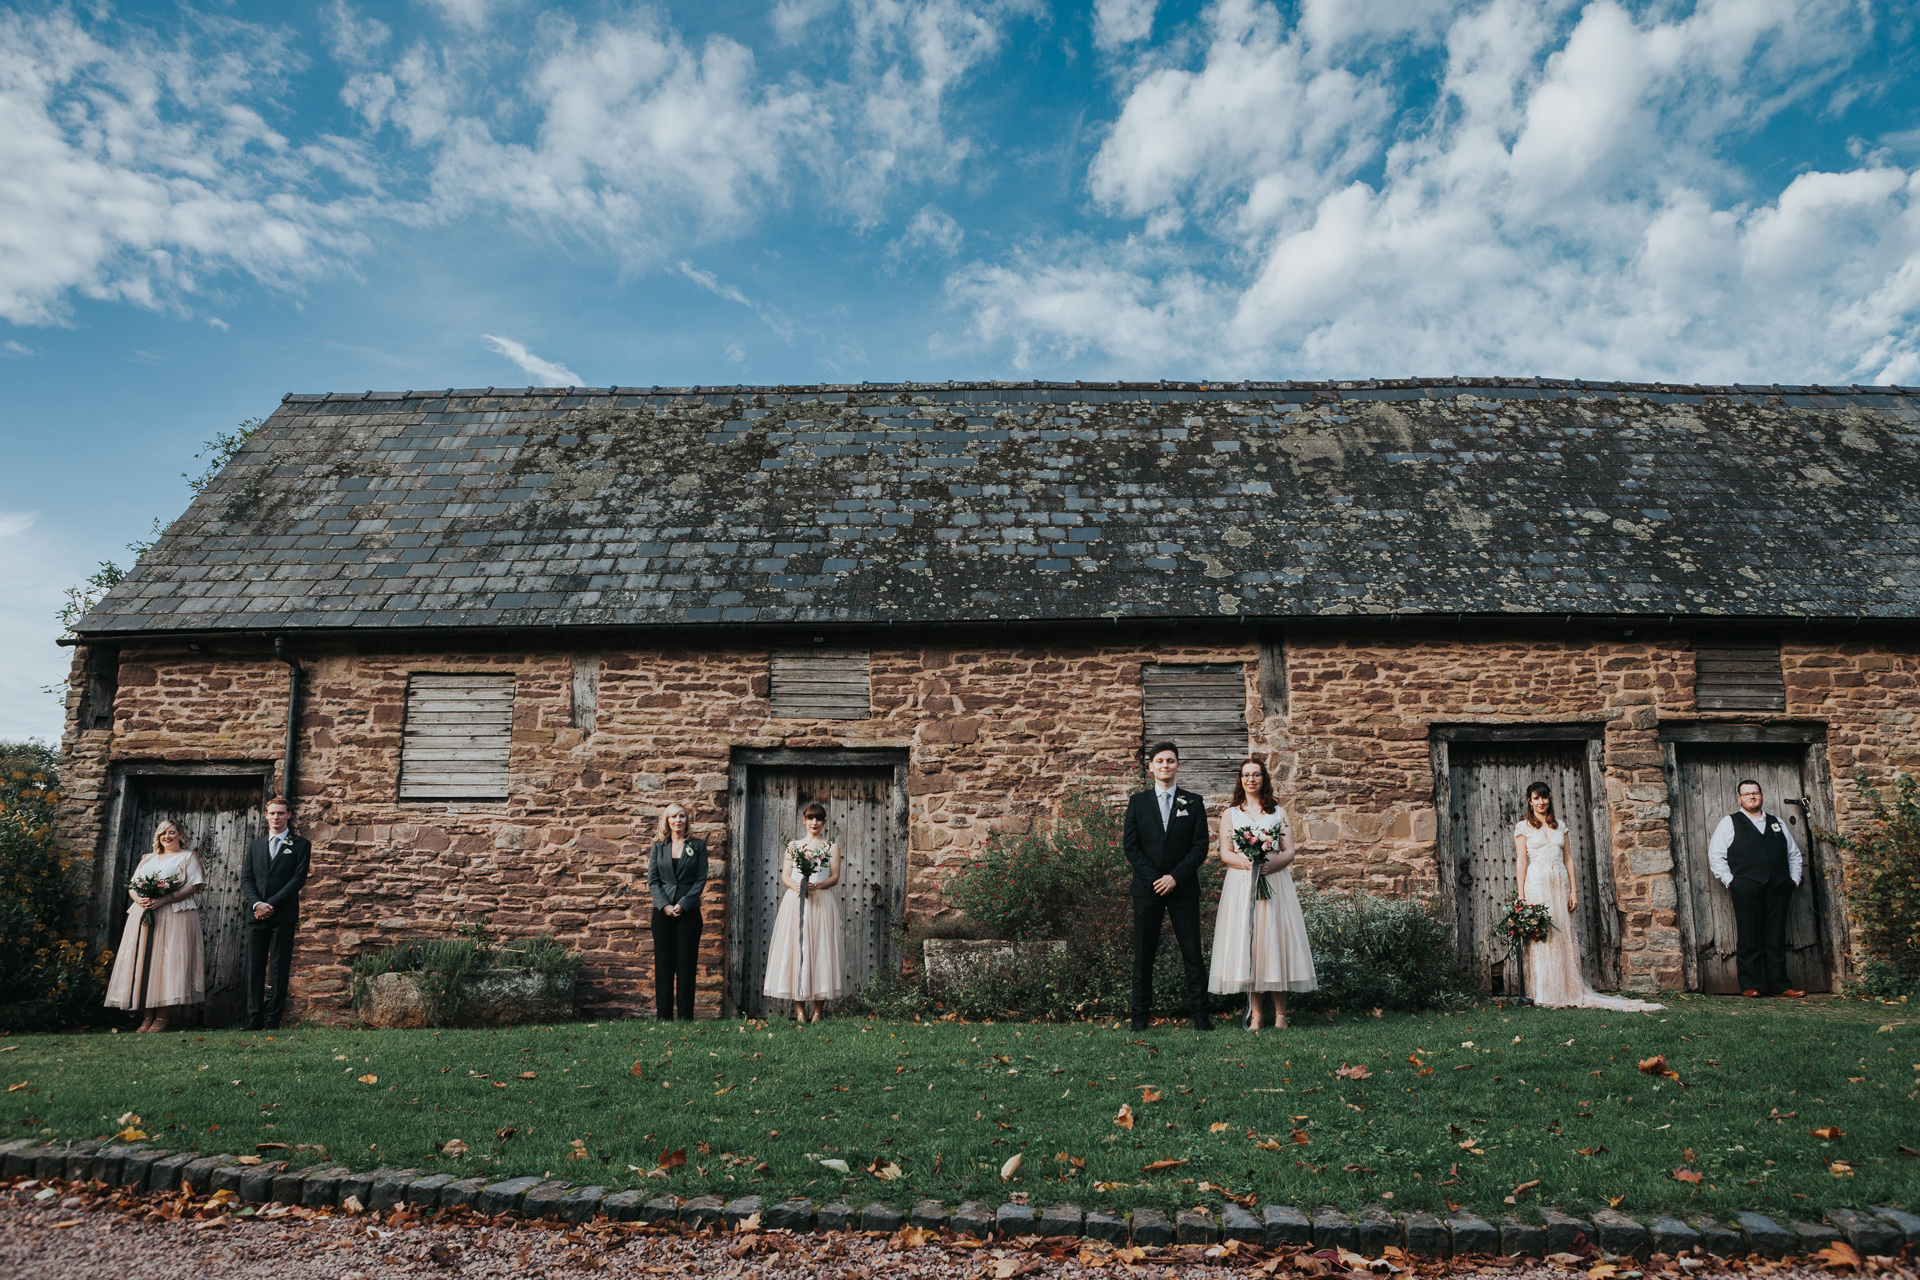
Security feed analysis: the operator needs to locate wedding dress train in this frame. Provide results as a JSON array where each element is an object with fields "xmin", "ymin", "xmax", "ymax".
[{"xmin": 1518, "ymin": 821, "xmax": 1664, "ymax": 1012}]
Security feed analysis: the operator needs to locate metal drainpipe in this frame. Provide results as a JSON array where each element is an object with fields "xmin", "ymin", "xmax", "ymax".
[{"xmin": 275, "ymin": 637, "xmax": 301, "ymax": 803}]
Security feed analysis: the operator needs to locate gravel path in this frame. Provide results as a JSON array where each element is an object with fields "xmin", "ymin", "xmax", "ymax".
[{"xmin": 0, "ymin": 1180, "xmax": 1892, "ymax": 1280}]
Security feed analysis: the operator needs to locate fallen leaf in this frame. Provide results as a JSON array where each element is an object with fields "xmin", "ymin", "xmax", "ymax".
[
  {"xmin": 1672, "ymin": 1168, "xmax": 1703, "ymax": 1184},
  {"xmin": 1000, "ymin": 1152, "xmax": 1022, "ymax": 1182},
  {"xmin": 1342, "ymin": 1164, "xmax": 1376, "ymax": 1174},
  {"xmin": 735, "ymin": 1211, "xmax": 762, "ymax": 1234},
  {"xmin": 1590, "ymin": 1264, "xmax": 1620, "ymax": 1280},
  {"xmin": 630, "ymin": 1061, "xmax": 645, "ymax": 1077},
  {"xmin": 659, "ymin": 1147, "xmax": 687, "ymax": 1170},
  {"xmin": 116, "ymin": 1127, "xmax": 148, "ymax": 1142},
  {"xmin": 1335, "ymin": 1064, "xmax": 1372, "ymax": 1080},
  {"xmin": 1816, "ymin": 1240, "xmax": 1862, "ymax": 1271},
  {"xmin": 235, "ymin": 1156, "xmax": 261, "ymax": 1166},
  {"xmin": 1290, "ymin": 1130, "xmax": 1312, "ymax": 1145},
  {"xmin": 440, "ymin": 1138, "xmax": 470, "ymax": 1158},
  {"xmin": 495, "ymin": 1128, "xmax": 518, "ymax": 1142},
  {"xmin": 1140, "ymin": 1158, "xmax": 1187, "ymax": 1172},
  {"xmin": 818, "ymin": 1158, "xmax": 850, "ymax": 1174},
  {"xmin": 869, "ymin": 1158, "xmax": 903, "ymax": 1181},
  {"xmin": 1209, "ymin": 1122, "xmax": 1232, "ymax": 1133},
  {"xmin": 357, "ymin": 1074, "xmax": 378, "ymax": 1085},
  {"xmin": 1829, "ymin": 1161, "xmax": 1855, "ymax": 1178},
  {"xmin": 1898, "ymin": 1145, "xmax": 1920, "ymax": 1158},
  {"xmin": 1114, "ymin": 1104, "xmax": 1134, "ymax": 1131},
  {"xmin": 1511, "ymin": 1179, "xmax": 1540, "ymax": 1198},
  {"xmin": 517, "ymin": 1071, "xmax": 536, "ymax": 1080},
  {"xmin": 255, "ymin": 1143, "xmax": 288, "ymax": 1152},
  {"xmin": 5, "ymin": 1081, "xmax": 30, "ymax": 1092},
  {"xmin": 1810, "ymin": 1127, "xmax": 1844, "ymax": 1141},
  {"xmin": 340, "ymin": 1195, "xmax": 365, "ymax": 1214},
  {"xmin": 1139, "ymin": 1086, "xmax": 1164, "ymax": 1103},
  {"xmin": 1608, "ymin": 1196, "xmax": 1626, "ymax": 1209},
  {"xmin": 1637, "ymin": 1055, "xmax": 1683, "ymax": 1084},
  {"xmin": 1575, "ymin": 1146, "xmax": 1609, "ymax": 1156},
  {"xmin": 117, "ymin": 1112, "xmax": 140, "ymax": 1125}
]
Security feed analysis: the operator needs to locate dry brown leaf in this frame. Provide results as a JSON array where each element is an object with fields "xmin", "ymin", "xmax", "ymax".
[
  {"xmin": 1114, "ymin": 1104, "xmax": 1134, "ymax": 1131},
  {"xmin": 357, "ymin": 1073, "xmax": 378, "ymax": 1085},
  {"xmin": 1140, "ymin": 1158, "xmax": 1187, "ymax": 1172},
  {"xmin": 1290, "ymin": 1130, "xmax": 1312, "ymax": 1145},
  {"xmin": 1209, "ymin": 1121, "xmax": 1232, "ymax": 1133},
  {"xmin": 659, "ymin": 1147, "xmax": 687, "ymax": 1170},
  {"xmin": 1810, "ymin": 1126, "xmax": 1844, "ymax": 1140},
  {"xmin": 116, "ymin": 1127, "xmax": 148, "ymax": 1142},
  {"xmin": 440, "ymin": 1138, "xmax": 470, "ymax": 1158},
  {"xmin": 1000, "ymin": 1152, "xmax": 1022, "ymax": 1182},
  {"xmin": 235, "ymin": 1156, "xmax": 261, "ymax": 1166},
  {"xmin": 1816, "ymin": 1241, "xmax": 1862, "ymax": 1271},
  {"xmin": 1335, "ymin": 1064, "xmax": 1373, "ymax": 1080},
  {"xmin": 1139, "ymin": 1086, "xmax": 1164, "ymax": 1103},
  {"xmin": 630, "ymin": 1061, "xmax": 645, "ymax": 1077},
  {"xmin": 517, "ymin": 1071, "xmax": 536, "ymax": 1080},
  {"xmin": 1672, "ymin": 1168, "xmax": 1703, "ymax": 1184}
]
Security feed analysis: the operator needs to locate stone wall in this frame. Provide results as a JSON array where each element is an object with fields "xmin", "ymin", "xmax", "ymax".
[{"xmin": 55, "ymin": 626, "xmax": 1920, "ymax": 1021}]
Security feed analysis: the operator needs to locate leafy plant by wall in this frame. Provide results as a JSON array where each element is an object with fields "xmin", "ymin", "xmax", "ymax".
[
  {"xmin": 0, "ymin": 746, "xmax": 107, "ymax": 1029},
  {"xmin": 1823, "ymin": 772, "xmax": 1920, "ymax": 987},
  {"xmin": 1291, "ymin": 885, "xmax": 1471, "ymax": 1013},
  {"xmin": 349, "ymin": 922, "xmax": 585, "ymax": 1025}
]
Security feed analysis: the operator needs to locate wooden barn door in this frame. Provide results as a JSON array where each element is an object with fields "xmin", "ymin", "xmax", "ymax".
[
  {"xmin": 1448, "ymin": 743, "xmax": 1610, "ymax": 993},
  {"xmin": 736, "ymin": 765, "xmax": 900, "ymax": 1018},
  {"xmin": 114, "ymin": 776, "xmax": 268, "ymax": 1026},
  {"xmin": 1672, "ymin": 747, "xmax": 1830, "ymax": 993}
]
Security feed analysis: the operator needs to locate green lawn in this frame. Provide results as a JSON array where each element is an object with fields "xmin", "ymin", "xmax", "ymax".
[{"xmin": 4, "ymin": 995, "xmax": 1916, "ymax": 1224}]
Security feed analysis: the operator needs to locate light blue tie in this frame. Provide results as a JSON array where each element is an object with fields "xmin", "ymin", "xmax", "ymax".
[{"xmin": 1159, "ymin": 791, "xmax": 1172, "ymax": 826}]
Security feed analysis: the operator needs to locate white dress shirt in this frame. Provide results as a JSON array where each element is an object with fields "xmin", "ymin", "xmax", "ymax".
[{"xmin": 1707, "ymin": 809, "xmax": 1802, "ymax": 887}]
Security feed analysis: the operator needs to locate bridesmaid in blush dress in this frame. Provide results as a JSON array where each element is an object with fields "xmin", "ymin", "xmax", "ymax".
[
  {"xmin": 1208, "ymin": 758, "xmax": 1317, "ymax": 1030},
  {"xmin": 103, "ymin": 821, "xmax": 206, "ymax": 1031}
]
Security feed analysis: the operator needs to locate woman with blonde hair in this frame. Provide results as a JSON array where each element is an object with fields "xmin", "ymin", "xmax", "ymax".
[
  {"xmin": 762, "ymin": 802, "xmax": 845, "ymax": 1023},
  {"xmin": 647, "ymin": 803, "xmax": 709, "ymax": 1021},
  {"xmin": 104, "ymin": 821, "xmax": 206, "ymax": 1031}
]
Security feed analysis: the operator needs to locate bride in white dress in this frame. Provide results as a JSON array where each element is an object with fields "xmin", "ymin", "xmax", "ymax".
[
  {"xmin": 1515, "ymin": 782, "xmax": 1663, "ymax": 1012},
  {"xmin": 1209, "ymin": 758, "xmax": 1317, "ymax": 1029}
]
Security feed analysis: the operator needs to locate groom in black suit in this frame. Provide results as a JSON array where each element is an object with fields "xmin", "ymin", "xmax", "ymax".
[
  {"xmin": 1123, "ymin": 742, "xmax": 1213, "ymax": 1031},
  {"xmin": 241, "ymin": 796, "xmax": 311, "ymax": 1029}
]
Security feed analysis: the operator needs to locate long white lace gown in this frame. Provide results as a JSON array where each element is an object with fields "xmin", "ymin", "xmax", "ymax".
[
  {"xmin": 1516, "ymin": 820, "xmax": 1664, "ymax": 1011},
  {"xmin": 1209, "ymin": 807, "xmax": 1317, "ymax": 994}
]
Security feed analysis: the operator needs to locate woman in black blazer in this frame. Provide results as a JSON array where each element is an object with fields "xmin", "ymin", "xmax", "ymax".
[{"xmin": 647, "ymin": 804, "xmax": 708, "ymax": 1020}]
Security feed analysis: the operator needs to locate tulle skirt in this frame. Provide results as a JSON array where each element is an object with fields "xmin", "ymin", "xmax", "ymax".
[
  {"xmin": 1209, "ymin": 866, "xmax": 1317, "ymax": 993},
  {"xmin": 1523, "ymin": 861, "xmax": 1664, "ymax": 1012},
  {"xmin": 103, "ymin": 903, "xmax": 205, "ymax": 1009},
  {"xmin": 762, "ymin": 887, "xmax": 846, "ymax": 1002}
]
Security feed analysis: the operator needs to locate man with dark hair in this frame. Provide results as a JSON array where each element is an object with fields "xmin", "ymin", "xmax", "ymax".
[
  {"xmin": 241, "ymin": 796, "xmax": 311, "ymax": 1029},
  {"xmin": 1707, "ymin": 779, "xmax": 1805, "ymax": 998},
  {"xmin": 1122, "ymin": 742, "xmax": 1213, "ymax": 1031}
]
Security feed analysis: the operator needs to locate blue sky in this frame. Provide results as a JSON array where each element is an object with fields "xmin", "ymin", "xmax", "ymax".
[{"xmin": 1, "ymin": 0, "xmax": 1917, "ymax": 741}]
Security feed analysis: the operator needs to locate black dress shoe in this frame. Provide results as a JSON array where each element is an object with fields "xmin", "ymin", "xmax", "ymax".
[
  {"xmin": 1193, "ymin": 1016, "xmax": 1215, "ymax": 1032},
  {"xmin": 1130, "ymin": 1020, "xmax": 1149, "ymax": 1032},
  {"xmin": 245, "ymin": 1022, "xmax": 264, "ymax": 1032}
]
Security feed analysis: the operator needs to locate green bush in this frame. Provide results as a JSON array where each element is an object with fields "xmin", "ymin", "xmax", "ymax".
[
  {"xmin": 946, "ymin": 785, "xmax": 1129, "ymax": 939},
  {"xmin": 1291, "ymin": 884, "xmax": 1471, "ymax": 1013},
  {"xmin": 1823, "ymin": 772, "xmax": 1920, "ymax": 986},
  {"xmin": 349, "ymin": 924, "xmax": 584, "ymax": 1025},
  {"xmin": 1848, "ymin": 959, "xmax": 1917, "ymax": 1003},
  {"xmin": 0, "ymin": 746, "xmax": 108, "ymax": 1030}
]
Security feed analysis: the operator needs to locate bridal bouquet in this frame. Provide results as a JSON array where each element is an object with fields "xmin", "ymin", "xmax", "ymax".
[
  {"xmin": 1497, "ymin": 892, "xmax": 1555, "ymax": 949},
  {"xmin": 1231, "ymin": 826, "xmax": 1281, "ymax": 901},
  {"xmin": 786, "ymin": 841, "xmax": 825, "ymax": 891},
  {"xmin": 131, "ymin": 871, "xmax": 182, "ymax": 909}
]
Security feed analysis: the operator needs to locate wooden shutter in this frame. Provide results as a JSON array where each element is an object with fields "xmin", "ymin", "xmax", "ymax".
[
  {"xmin": 769, "ymin": 649, "xmax": 871, "ymax": 720},
  {"xmin": 400, "ymin": 674, "xmax": 514, "ymax": 801},
  {"xmin": 1142, "ymin": 663, "xmax": 1248, "ymax": 792},
  {"xmin": 1693, "ymin": 642, "xmax": 1785, "ymax": 712}
]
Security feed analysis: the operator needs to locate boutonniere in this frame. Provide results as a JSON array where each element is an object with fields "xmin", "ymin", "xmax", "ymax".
[{"xmin": 1769, "ymin": 821, "xmax": 1781, "ymax": 833}]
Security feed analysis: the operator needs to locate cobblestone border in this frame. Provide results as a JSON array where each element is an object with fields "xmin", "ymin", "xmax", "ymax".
[{"xmin": 6, "ymin": 1138, "xmax": 1914, "ymax": 1261}]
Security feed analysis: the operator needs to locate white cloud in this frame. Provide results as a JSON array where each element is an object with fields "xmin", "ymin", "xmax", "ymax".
[
  {"xmin": 676, "ymin": 260, "xmax": 796, "ymax": 342},
  {"xmin": 888, "ymin": 204, "xmax": 964, "ymax": 260},
  {"xmin": 953, "ymin": 0, "xmax": 1920, "ymax": 384},
  {"xmin": 481, "ymin": 333, "xmax": 581, "ymax": 384},
  {"xmin": 1, "ymin": 340, "xmax": 36, "ymax": 357},
  {"xmin": 420, "ymin": 0, "xmax": 501, "ymax": 30},
  {"xmin": 324, "ymin": 1, "xmax": 391, "ymax": 62},
  {"xmin": 1094, "ymin": 0, "xmax": 1157, "ymax": 51}
]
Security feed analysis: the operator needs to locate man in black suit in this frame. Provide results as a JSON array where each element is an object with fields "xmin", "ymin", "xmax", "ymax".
[
  {"xmin": 1123, "ymin": 742, "xmax": 1213, "ymax": 1031},
  {"xmin": 241, "ymin": 796, "xmax": 311, "ymax": 1030}
]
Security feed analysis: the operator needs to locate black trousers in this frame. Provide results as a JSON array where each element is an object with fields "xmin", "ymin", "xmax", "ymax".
[
  {"xmin": 246, "ymin": 918, "xmax": 298, "ymax": 1028},
  {"xmin": 1729, "ymin": 877, "xmax": 1795, "ymax": 993},
  {"xmin": 1131, "ymin": 894, "xmax": 1209, "ymax": 1025},
  {"xmin": 651, "ymin": 908, "xmax": 703, "ymax": 1020}
]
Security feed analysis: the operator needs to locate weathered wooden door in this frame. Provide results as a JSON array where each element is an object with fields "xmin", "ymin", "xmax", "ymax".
[
  {"xmin": 1672, "ymin": 747, "xmax": 1829, "ymax": 993},
  {"xmin": 736, "ymin": 766, "xmax": 899, "ymax": 1017},
  {"xmin": 1449, "ymin": 743, "xmax": 1610, "ymax": 992},
  {"xmin": 115, "ymin": 777, "xmax": 268, "ymax": 1026}
]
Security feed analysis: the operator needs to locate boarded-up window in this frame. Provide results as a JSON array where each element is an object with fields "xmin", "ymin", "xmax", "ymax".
[
  {"xmin": 1693, "ymin": 642, "xmax": 1786, "ymax": 712},
  {"xmin": 769, "ymin": 649, "xmax": 871, "ymax": 720},
  {"xmin": 1142, "ymin": 663, "xmax": 1248, "ymax": 792},
  {"xmin": 400, "ymin": 674, "xmax": 514, "ymax": 801}
]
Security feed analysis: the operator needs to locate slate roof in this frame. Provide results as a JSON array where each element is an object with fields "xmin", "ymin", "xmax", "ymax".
[{"xmin": 75, "ymin": 379, "xmax": 1920, "ymax": 637}]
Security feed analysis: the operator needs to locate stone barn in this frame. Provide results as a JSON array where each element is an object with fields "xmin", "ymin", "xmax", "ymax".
[{"xmin": 55, "ymin": 378, "xmax": 1920, "ymax": 1023}]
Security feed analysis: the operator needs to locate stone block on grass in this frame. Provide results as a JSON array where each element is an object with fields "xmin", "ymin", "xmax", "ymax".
[
  {"xmin": 681, "ymin": 1194, "xmax": 725, "ymax": 1229},
  {"xmin": 1735, "ymin": 1212, "xmax": 1794, "ymax": 1258},
  {"xmin": 1592, "ymin": 1209, "xmax": 1649, "ymax": 1259},
  {"xmin": 236, "ymin": 1161, "xmax": 284, "ymax": 1203},
  {"xmin": 1177, "ymin": 1208, "xmax": 1218, "ymax": 1246},
  {"xmin": 301, "ymin": 1167, "xmax": 353, "ymax": 1207},
  {"xmin": 369, "ymin": 1168, "xmax": 421, "ymax": 1212},
  {"xmin": 910, "ymin": 1200, "xmax": 947, "ymax": 1232},
  {"xmin": 270, "ymin": 1171, "xmax": 306, "ymax": 1205},
  {"xmin": 180, "ymin": 1155, "xmax": 237, "ymax": 1195},
  {"xmin": 405, "ymin": 1173, "xmax": 457, "ymax": 1208},
  {"xmin": 600, "ymin": 1190, "xmax": 646, "ymax": 1222},
  {"xmin": 64, "ymin": 1147, "xmax": 106, "ymax": 1183},
  {"xmin": 338, "ymin": 1169, "xmax": 375, "ymax": 1207},
  {"xmin": 90, "ymin": 1146, "xmax": 140, "ymax": 1186},
  {"xmin": 1130, "ymin": 1207, "xmax": 1172, "ymax": 1248},
  {"xmin": 1039, "ymin": 1203, "xmax": 1085, "ymax": 1238},
  {"xmin": 1543, "ymin": 1209, "xmax": 1594, "ymax": 1255},
  {"xmin": 560, "ymin": 1186, "xmax": 607, "ymax": 1224},
  {"xmin": 438, "ymin": 1178, "xmax": 489, "ymax": 1211},
  {"xmin": 1447, "ymin": 1212, "xmax": 1498, "ymax": 1258},
  {"xmin": 1872, "ymin": 1207, "xmax": 1920, "ymax": 1248},
  {"xmin": 1083, "ymin": 1210, "xmax": 1128, "ymax": 1245},
  {"xmin": 1687, "ymin": 1217, "xmax": 1743, "ymax": 1257},
  {"xmin": 1827, "ymin": 1208, "xmax": 1899, "ymax": 1256},
  {"xmin": 767, "ymin": 1198, "xmax": 816, "ymax": 1232},
  {"xmin": 950, "ymin": 1202, "xmax": 991, "ymax": 1238},
  {"xmin": 476, "ymin": 1176, "xmax": 543, "ymax": 1216},
  {"xmin": 520, "ymin": 1181, "xmax": 572, "ymax": 1219},
  {"xmin": 817, "ymin": 1202, "xmax": 858, "ymax": 1233},
  {"xmin": 1647, "ymin": 1216, "xmax": 1700, "ymax": 1256},
  {"xmin": 1221, "ymin": 1205, "xmax": 1261, "ymax": 1244},
  {"xmin": 3, "ymin": 1146, "xmax": 48, "ymax": 1179},
  {"xmin": 1791, "ymin": 1221, "xmax": 1841, "ymax": 1252},
  {"xmin": 1404, "ymin": 1212, "xmax": 1449, "ymax": 1258},
  {"xmin": 1356, "ymin": 1205, "xmax": 1400, "ymax": 1255},
  {"xmin": 211, "ymin": 1163, "xmax": 247, "ymax": 1197},
  {"xmin": 862, "ymin": 1202, "xmax": 906, "ymax": 1233},
  {"xmin": 723, "ymin": 1196, "xmax": 765, "ymax": 1228},
  {"xmin": 1313, "ymin": 1207, "xmax": 1358, "ymax": 1252},
  {"xmin": 640, "ymin": 1194, "xmax": 681, "ymax": 1225},
  {"xmin": 1500, "ymin": 1217, "xmax": 1546, "ymax": 1259},
  {"xmin": 149, "ymin": 1153, "xmax": 198, "ymax": 1194},
  {"xmin": 995, "ymin": 1203, "xmax": 1037, "ymax": 1236},
  {"xmin": 1263, "ymin": 1205, "xmax": 1312, "ymax": 1247}
]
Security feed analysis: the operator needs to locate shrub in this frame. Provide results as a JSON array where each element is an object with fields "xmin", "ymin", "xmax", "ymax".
[
  {"xmin": 945, "ymin": 785, "xmax": 1129, "ymax": 939},
  {"xmin": 1848, "ymin": 959, "xmax": 1917, "ymax": 1003},
  {"xmin": 1291, "ymin": 885, "xmax": 1471, "ymax": 1012},
  {"xmin": 1823, "ymin": 772, "xmax": 1920, "ymax": 986},
  {"xmin": 0, "ymin": 747, "xmax": 108, "ymax": 1029},
  {"xmin": 349, "ymin": 922, "xmax": 583, "ymax": 1024}
]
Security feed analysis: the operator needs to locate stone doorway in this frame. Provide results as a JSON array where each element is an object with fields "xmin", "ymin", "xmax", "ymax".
[
  {"xmin": 727, "ymin": 750, "xmax": 909, "ymax": 1018},
  {"xmin": 1665, "ymin": 734, "xmax": 1839, "ymax": 993},
  {"xmin": 98, "ymin": 765, "xmax": 274, "ymax": 1026}
]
